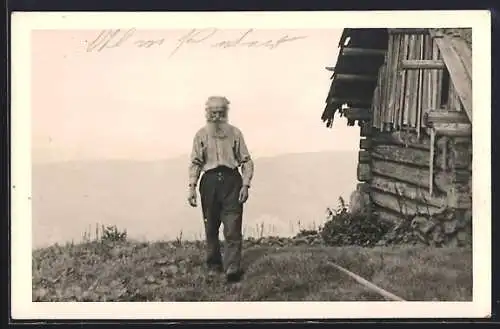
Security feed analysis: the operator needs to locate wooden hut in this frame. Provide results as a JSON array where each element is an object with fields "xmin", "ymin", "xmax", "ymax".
[{"xmin": 322, "ymin": 28, "xmax": 472, "ymax": 247}]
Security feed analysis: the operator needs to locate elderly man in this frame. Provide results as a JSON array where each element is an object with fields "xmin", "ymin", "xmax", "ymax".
[{"xmin": 187, "ymin": 96, "xmax": 254, "ymax": 283}]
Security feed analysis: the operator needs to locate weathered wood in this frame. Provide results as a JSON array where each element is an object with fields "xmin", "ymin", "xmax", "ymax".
[
  {"xmin": 357, "ymin": 182, "xmax": 371, "ymax": 193},
  {"xmin": 409, "ymin": 35, "xmax": 419, "ymax": 127},
  {"xmin": 449, "ymin": 137, "xmax": 472, "ymax": 169},
  {"xmin": 432, "ymin": 123, "xmax": 472, "ymax": 136},
  {"xmin": 370, "ymin": 175, "xmax": 447, "ymax": 208},
  {"xmin": 447, "ymin": 169, "xmax": 472, "ymax": 209},
  {"xmin": 401, "ymin": 59, "xmax": 446, "ymax": 70},
  {"xmin": 371, "ymin": 159, "xmax": 451, "ymax": 192},
  {"xmin": 379, "ymin": 63, "xmax": 387, "ymax": 130},
  {"xmin": 450, "ymin": 37, "xmax": 472, "ymax": 81},
  {"xmin": 382, "ymin": 36, "xmax": 392, "ymax": 127},
  {"xmin": 357, "ymin": 163, "xmax": 372, "ymax": 182},
  {"xmin": 429, "ymin": 129, "xmax": 436, "ymax": 195},
  {"xmin": 424, "ymin": 109, "xmax": 470, "ymax": 125},
  {"xmin": 360, "ymin": 122, "xmax": 372, "ymax": 137},
  {"xmin": 328, "ymin": 261, "xmax": 406, "ymax": 301},
  {"xmin": 344, "ymin": 108, "xmax": 372, "ymax": 121},
  {"xmin": 358, "ymin": 150, "xmax": 371, "ymax": 163},
  {"xmin": 335, "ymin": 74, "xmax": 377, "ymax": 82},
  {"xmin": 388, "ymin": 34, "xmax": 401, "ymax": 125},
  {"xmin": 402, "ymin": 35, "xmax": 416, "ymax": 126},
  {"xmin": 432, "ymin": 41, "xmax": 442, "ymax": 109},
  {"xmin": 395, "ymin": 35, "xmax": 408, "ymax": 129},
  {"xmin": 416, "ymin": 35, "xmax": 425, "ymax": 137},
  {"xmin": 436, "ymin": 136, "xmax": 450, "ymax": 171},
  {"xmin": 373, "ymin": 207, "xmax": 406, "ymax": 224},
  {"xmin": 389, "ymin": 28, "xmax": 429, "ymax": 35},
  {"xmin": 341, "ymin": 47, "xmax": 386, "ymax": 56},
  {"xmin": 371, "ymin": 190, "xmax": 443, "ymax": 216},
  {"xmin": 433, "ymin": 36, "xmax": 473, "ymax": 123},
  {"xmin": 372, "ymin": 131, "xmax": 431, "ymax": 150},
  {"xmin": 371, "ymin": 144, "xmax": 435, "ymax": 168},
  {"xmin": 359, "ymin": 138, "xmax": 372, "ymax": 150},
  {"xmin": 328, "ymin": 97, "xmax": 373, "ymax": 106},
  {"xmin": 422, "ymin": 34, "xmax": 433, "ymax": 129}
]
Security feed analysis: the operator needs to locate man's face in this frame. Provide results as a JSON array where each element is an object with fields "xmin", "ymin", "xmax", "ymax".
[{"xmin": 206, "ymin": 106, "xmax": 228, "ymax": 123}]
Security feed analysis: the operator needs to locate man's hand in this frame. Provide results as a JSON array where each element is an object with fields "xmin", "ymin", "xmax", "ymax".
[
  {"xmin": 238, "ymin": 185, "xmax": 249, "ymax": 204},
  {"xmin": 187, "ymin": 186, "xmax": 197, "ymax": 207}
]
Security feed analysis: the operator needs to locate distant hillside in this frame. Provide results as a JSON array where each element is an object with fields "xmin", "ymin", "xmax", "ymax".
[{"xmin": 32, "ymin": 151, "xmax": 358, "ymax": 248}]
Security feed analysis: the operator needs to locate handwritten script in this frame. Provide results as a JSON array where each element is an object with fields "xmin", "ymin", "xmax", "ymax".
[{"xmin": 85, "ymin": 28, "xmax": 308, "ymax": 57}]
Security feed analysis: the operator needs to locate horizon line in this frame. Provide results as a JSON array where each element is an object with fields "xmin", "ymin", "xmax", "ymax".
[{"xmin": 32, "ymin": 148, "xmax": 359, "ymax": 165}]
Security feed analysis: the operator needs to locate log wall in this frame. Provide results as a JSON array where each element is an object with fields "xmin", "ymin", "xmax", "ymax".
[{"xmin": 353, "ymin": 29, "xmax": 473, "ymax": 247}]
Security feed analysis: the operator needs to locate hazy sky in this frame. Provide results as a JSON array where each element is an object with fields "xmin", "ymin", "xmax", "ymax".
[{"xmin": 31, "ymin": 28, "xmax": 360, "ymax": 163}]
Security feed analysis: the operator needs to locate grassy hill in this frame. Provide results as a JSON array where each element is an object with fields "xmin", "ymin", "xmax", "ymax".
[
  {"xmin": 32, "ymin": 238, "xmax": 473, "ymax": 302},
  {"xmin": 32, "ymin": 151, "xmax": 358, "ymax": 248}
]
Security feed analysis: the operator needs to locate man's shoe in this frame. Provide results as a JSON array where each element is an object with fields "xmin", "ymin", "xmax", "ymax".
[
  {"xmin": 226, "ymin": 270, "xmax": 243, "ymax": 283},
  {"xmin": 207, "ymin": 264, "xmax": 223, "ymax": 275}
]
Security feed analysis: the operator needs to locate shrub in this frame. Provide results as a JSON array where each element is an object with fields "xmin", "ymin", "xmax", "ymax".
[
  {"xmin": 101, "ymin": 225, "xmax": 128, "ymax": 243},
  {"xmin": 82, "ymin": 224, "xmax": 127, "ymax": 244},
  {"xmin": 319, "ymin": 197, "xmax": 391, "ymax": 247},
  {"xmin": 295, "ymin": 229, "xmax": 319, "ymax": 238}
]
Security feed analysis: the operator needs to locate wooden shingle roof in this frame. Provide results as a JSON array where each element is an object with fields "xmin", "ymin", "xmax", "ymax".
[{"xmin": 321, "ymin": 28, "xmax": 473, "ymax": 128}]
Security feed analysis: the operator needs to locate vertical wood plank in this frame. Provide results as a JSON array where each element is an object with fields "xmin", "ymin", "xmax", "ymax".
[
  {"xmin": 434, "ymin": 41, "xmax": 443, "ymax": 108},
  {"xmin": 400, "ymin": 35, "xmax": 411, "ymax": 127},
  {"xmin": 405, "ymin": 35, "xmax": 417, "ymax": 127},
  {"xmin": 389, "ymin": 34, "xmax": 401, "ymax": 127},
  {"xmin": 394, "ymin": 35, "xmax": 405, "ymax": 130},
  {"xmin": 383, "ymin": 36, "xmax": 393, "ymax": 127},
  {"xmin": 423, "ymin": 34, "xmax": 433, "ymax": 128},
  {"xmin": 416, "ymin": 34, "xmax": 425, "ymax": 137},
  {"xmin": 372, "ymin": 84, "xmax": 380, "ymax": 129}
]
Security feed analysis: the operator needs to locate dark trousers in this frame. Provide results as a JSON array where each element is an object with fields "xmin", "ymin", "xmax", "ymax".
[{"xmin": 199, "ymin": 166, "xmax": 243, "ymax": 274}]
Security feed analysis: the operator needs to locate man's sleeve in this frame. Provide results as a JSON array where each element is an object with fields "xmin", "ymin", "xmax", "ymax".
[
  {"xmin": 236, "ymin": 131, "xmax": 254, "ymax": 187},
  {"xmin": 188, "ymin": 133, "xmax": 204, "ymax": 187}
]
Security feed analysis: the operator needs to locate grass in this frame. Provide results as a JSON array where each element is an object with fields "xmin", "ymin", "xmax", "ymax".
[{"xmin": 32, "ymin": 239, "xmax": 472, "ymax": 302}]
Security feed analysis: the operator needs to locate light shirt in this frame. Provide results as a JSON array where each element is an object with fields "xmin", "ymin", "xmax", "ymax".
[{"xmin": 189, "ymin": 123, "xmax": 254, "ymax": 187}]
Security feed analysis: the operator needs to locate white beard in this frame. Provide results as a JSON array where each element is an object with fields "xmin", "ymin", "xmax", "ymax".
[{"xmin": 206, "ymin": 121, "xmax": 230, "ymax": 138}]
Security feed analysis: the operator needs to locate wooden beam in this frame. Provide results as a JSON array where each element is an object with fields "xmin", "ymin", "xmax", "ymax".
[
  {"xmin": 401, "ymin": 59, "xmax": 446, "ymax": 70},
  {"xmin": 357, "ymin": 163, "xmax": 372, "ymax": 182},
  {"xmin": 371, "ymin": 190, "xmax": 443, "ymax": 217},
  {"xmin": 432, "ymin": 123, "xmax": 472, "ymax": 137},
  {"xmin": 328, "ymin": 261, "xmax": 406, "ymax": 301},
  {"xmin": 424, "ymin": 110, "xmax": 470, "ymax": 125},
  {"xmin": 373, "ymin": 207, "xmax": 406, "ymax": 224},
  {"xmin": 358, "ymin": 150, "xmax": 371, "ymax": 163},
  {"xmin": 328, "ymin": 97, "xmax": 373, "ymax": 106},
  {"xmin": 334, "ymin": 74, "xmax": 378, "ymax": 82},
  {"xmin": 371, "ymin": 159, "xmax": 451, "ymax": 192},
  {"xmin": 357, "ymin": 182, "xmax": 371, "ymax": 193},
  {"xmin": 344, "ymin": 108, "xmax": 372, "ymax": 121},
  {"xmin": 447, "ymin": 170, "xmax": 472, "ymax": 209},
  {"xmin": 389, "ymin": 28, "xmax": 429, "ymax": 35},
  {"xmin": 433, "ymin": 36, "xmax": 473, "ymax": 123},
  {"xmin": 450, "ymin": 38, "xmax": 472, "ymax": 81},
  {"xmin": 360, "ymin": 138, "xmax": 372, "ymax": 150},
  {"xmin": 372, "ymin": 131, "xmax": 431, "ymax": 150},
  {"xmin": 360, "ymin": 122, "xmax": 372, "ymax": 137},
  {"xmin": 341, "ymin": 47, "xmax": 386, "ymax": 56},
  {"xmin": 370, "ymin": 175, "xmax": 447, "ymax": 208},
  {"xmin": 372, "ymin": 144, "xmax": 434, "ymax": 168},
  {"xmin": 449, "ymin": 138, "xmax": 472, "ymax": 169}
]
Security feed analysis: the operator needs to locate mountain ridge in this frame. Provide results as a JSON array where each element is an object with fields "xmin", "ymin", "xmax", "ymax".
[{"xmin": 32, "ymin": 150, "xmax": 358, "ymax": 248}]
